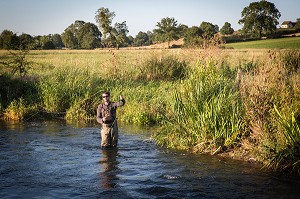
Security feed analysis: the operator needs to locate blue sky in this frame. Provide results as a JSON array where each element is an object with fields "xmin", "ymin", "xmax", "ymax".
[{"xmin": 0, "ymin": 0, "xmax": 299, "ymax": 37}]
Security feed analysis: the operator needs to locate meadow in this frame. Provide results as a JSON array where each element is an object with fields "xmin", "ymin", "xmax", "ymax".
[
  {"xmin": 225, "ymin": 36, "xmax": 300, "ymax": 49},
  {"xmin": 0, "ymin": 47, "xmax": 300, "ymax": 174}
]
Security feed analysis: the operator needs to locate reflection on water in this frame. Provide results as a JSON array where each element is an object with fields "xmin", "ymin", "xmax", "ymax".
[
  {"xmin": 99, "ymin": 148, "xmax": 119, "ymax": 189},
  {"xmin": 0, "ymin": 120, "xmax": 300, "ymax": 198}
]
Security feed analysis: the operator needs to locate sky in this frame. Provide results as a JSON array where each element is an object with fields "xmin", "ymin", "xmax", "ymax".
[{"xmin": 0, "ymin": 0, "xmax": 299, "ymax": 37}]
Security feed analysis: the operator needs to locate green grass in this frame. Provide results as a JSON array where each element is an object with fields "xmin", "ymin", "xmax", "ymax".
[{"xmin": 226, "ymin": 37, "xmax": 300, "ymax": 49}]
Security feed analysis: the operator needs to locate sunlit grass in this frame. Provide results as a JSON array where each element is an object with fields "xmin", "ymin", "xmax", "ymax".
[{"xmin": 226, "ymin": 37, "xmax": 300, "ymax": 49}]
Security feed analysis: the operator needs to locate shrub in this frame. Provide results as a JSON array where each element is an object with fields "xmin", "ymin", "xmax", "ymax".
[{"xmin": 3, "ymin": 98, "xmax": 38, "ymax": 120}]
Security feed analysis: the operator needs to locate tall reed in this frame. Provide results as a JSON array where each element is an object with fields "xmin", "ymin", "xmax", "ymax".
[
  {"xmin": 154, "ymin": 59, "xmax": 243, "ymax": 152},
  {"xmin": 266, "ymin": 106, "xmax": 300, "ymax": 174}
]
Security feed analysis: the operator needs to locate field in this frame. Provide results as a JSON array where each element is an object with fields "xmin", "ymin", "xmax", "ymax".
[
  {"xmin": 225, "ymin": 36, "xmax": 300, "ymax": 49},
  {"xmin": 0, "ymin": 47, "xmax": 300, "ymax": 174}
]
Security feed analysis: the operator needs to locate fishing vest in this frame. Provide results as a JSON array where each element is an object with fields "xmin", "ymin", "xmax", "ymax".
[{"xmin": 99, "ymin": 102, "xmax": 117, "ymax": 124}]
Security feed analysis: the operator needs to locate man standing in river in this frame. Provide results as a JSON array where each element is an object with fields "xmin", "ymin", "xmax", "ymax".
[{"xmin": 96, "ymin": 91, "xmax": 125, "ymax": 150}]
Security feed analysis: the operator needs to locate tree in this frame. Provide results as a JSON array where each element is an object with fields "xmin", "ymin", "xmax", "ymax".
[
  {"xmin": 95, "ymin": 7, "xmax": 115, "ymax": 47},
  {"xmin": 80, "ymin": 23, "xmax": 101, "ymax": 49},
  {"xmin": 127, "ymin": 35, "xmax": 134, "ymax": 46},
  {"xmin": 61, "ymin": 29, "xmax": 77, "ymax": 49},
  {"xmin": 113, "ymin": 21, "xmax": 129, "ymax": 49},
  {"xmin": 238, "ymin": 0, "xmax": 281, "ymax": 39},
  {"xmin": 61, "ymin": 20, "xmax": 101, "ymax": 49},
  {"xmin": 295, "ymin": 18, "xmax": 300, "ymax": 29},
  {"xmin": 177, "ymin": 24, "xmax": 189, "ymax": 38},
  {"xmin": 0, "ymin": 30, "xmax": 19, "ymax": 49},
  {"xmin": 154, "ymin": 17, "xmax": 180, "ymax": 48},
  {"xmin": 19, "ymin": 33, "xmax": 34, "ymax": 49},
  {"xmin": 52, "ymin": 34, "xmax": 64, "ymax": 49},
  {"xmin": 200, "ymin": 22, "xmax": 217, "ymax": 39},
  {"xmin": 220, "ymin": 22, "xmax": 234, "ymax": 35},
  {"xmin": 40, "ymin": 35, "xmax": 55, "ymax": 49},
  {"xmin": 183, "ymin": 26, "xmax": 203, "ymax": 47},
  {"xmin": 134, "ymin": 31, "xmax": 150, "ymax": 46}
]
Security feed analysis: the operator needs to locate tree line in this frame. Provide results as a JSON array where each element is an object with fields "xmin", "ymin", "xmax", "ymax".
[{"xmin": 0, "ymin": 1, "xmax": 299, "ymax": 50}]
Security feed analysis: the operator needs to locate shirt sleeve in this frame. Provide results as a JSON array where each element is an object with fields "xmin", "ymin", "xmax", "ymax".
[
  {"xmin": 113, "ymin": 98, "xmax": 125, "ymax": 107},
  {"xmin": 96, "ymin": 105, "xmax": 103, "ymax": 124}
]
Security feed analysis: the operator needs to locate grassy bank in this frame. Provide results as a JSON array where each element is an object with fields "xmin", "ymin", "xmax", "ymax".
[
  {"xmin": 226, "ymin": 37, "xmax": 300, "ymax": 49},
  {"xmin": 0, "ymin": 48, "xmax": 300, "ymax": 174}
]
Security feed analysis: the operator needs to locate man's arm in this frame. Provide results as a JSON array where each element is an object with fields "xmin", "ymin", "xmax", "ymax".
[{"xmin": 114, "ymin": 96, "xmax": 125, "ymax": 107}]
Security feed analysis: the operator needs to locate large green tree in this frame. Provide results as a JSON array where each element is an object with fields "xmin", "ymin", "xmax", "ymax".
[
  {"xmin": 200, "ymin": 22, "xmax": 217, "ymax": 39},
  {"xmin": 19, "ymin": 33, "xmax": 34, "ymax": 49},
  {"xmin": 52, "ymin": 34, "xmax": 64, "ymax": 49},
  {"xmin": 134, "ymin": 31, "xmax": 151, "ymax": 46},
  {"xmin": 0, "ymin": 30, "xmax": 19, "ymax": 49},
  {"xmin": 238, "ymin": 0, "xmax": 281, "ymax": 39},
  {"xmin": 113, "ymin": 21, "xmax": 129, "ymax": 49},
  {"xmin": 61, "ymin": 20, "xmax": 101, "ymax": 49},
  {"xmin": 80, "ymin": 23, "xmax": 102, "ymax": 49},
  {"xmin": 183, "ymin": 26, "xmax": 203, "ymax": 47},
  {"xmin": 220, "ymin": 22, "xmax": 234, "ymax": 35},
  {"xmin": 61, "ymin": 29, "xmax": 77, "ymax": 49},
  {"xmin": 154, "ymin": 17, "xmax": 180, "ymax": 48},
  {"xmin": 95, "ymin": 7, "xmax": 115, "ymax": 47}
]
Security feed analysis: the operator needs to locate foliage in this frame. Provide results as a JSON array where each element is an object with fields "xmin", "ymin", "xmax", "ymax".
[
  {"xmin": 0, "ymin": 30, "xmax": 19, "ymax": 50},
  {"xmin": 52, "ymin": 34, "xmax": 64, "ymax": 49},
  {"xmin": 220, "ymin": 22, "xmax": 234, "ymax": 35},
  {"xmin": 295, "ymin": 18, "xmax": 300, "ymax": 29},
  {"xmin": 3, "ymin": 98, "xmax": 27, "ymax": 120},
  {"xmin": 200, "ymin": 22, "xmax": 218, "ymax": 40},
  {"xmin": 134, "ymin": 31, "xmax": 151, "ymax": 46},
  {"xmin": 266, "ymin": 106, "xmax": 300, "ymax": 174},
  {"xmin": 38, "ymin": 67, "xmax": 100, "ymax": 113},
  {"xmin": 0, "ymin": 73, "xmax": 38, "ymax": 111},
  {"xmin": 153, "ymin": 17, "xmax": 180, "ymax": 48},
  {"xmin": 154, "ymin": 60, "xmax": 243, "ymax": 152},
  {"xmin": 183, "ymin": 26, "xmax": 203, "ymax": 47},
  {"xmin": 95, "ymin": 7, "xmax": 115, "ymax": 47},
  {"xmin": 0, "ymin": 49, "xmax": 33, "ymax": 77},
  {"xmin": 61, "ymin": 20, "xmax": 101, "ymax": 49},
  {"xmin": 112, "ymin": 21, "xmax": 129, "ymax": 49},
  {"xmin": 239, "ymin": 49, "xmax": 300, "ymax": 173},
  {"xmin": 238, "ymin": 0, "xmax": 281, "ymax": 39},
  {"xmin": 19, "ymin": 33, "xmax": 34, "ymax": 50}
]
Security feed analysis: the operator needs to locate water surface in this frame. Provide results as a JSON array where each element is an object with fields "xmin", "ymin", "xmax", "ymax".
[{"xmin": 0, "ymin": 121, "xmax": 299, "ymax": 198}]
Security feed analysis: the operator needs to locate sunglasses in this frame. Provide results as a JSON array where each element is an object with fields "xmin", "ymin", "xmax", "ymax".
[{"xmin": 102, "ymin": 95, "xmax": 109, "ymax": 98}]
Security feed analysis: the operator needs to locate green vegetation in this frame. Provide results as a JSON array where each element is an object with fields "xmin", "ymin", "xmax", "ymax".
[
  {"xmin": 239, "ymin": 1, "xmax": 281, "ymax": 39},
  {"xmin": 0, "ymin": 48, "xmax": 300, "ymax": 175},
  {"xmin": 226, "ymin": 37, "xmax": 300, "ymax": 49}
]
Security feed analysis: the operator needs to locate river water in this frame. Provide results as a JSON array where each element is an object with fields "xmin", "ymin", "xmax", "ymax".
[{"xmin": 0, "ymin": 120, "xmax": 300, "ymax": 199}]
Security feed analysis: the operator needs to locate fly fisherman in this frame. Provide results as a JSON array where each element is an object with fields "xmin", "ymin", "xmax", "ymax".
[{"xmin": 96, "ymin": 91, "xmax": 125, "ymax": 150}]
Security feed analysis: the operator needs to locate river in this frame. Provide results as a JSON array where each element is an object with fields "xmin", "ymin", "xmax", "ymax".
[{"xmin": 0, "ymin": 120, "xmax": 300, "ymax": 199}]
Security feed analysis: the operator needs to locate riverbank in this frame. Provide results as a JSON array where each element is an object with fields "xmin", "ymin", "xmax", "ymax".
[{"xmin": 0, "ymin": 48, "xmax": 299, "ymax": 174}]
